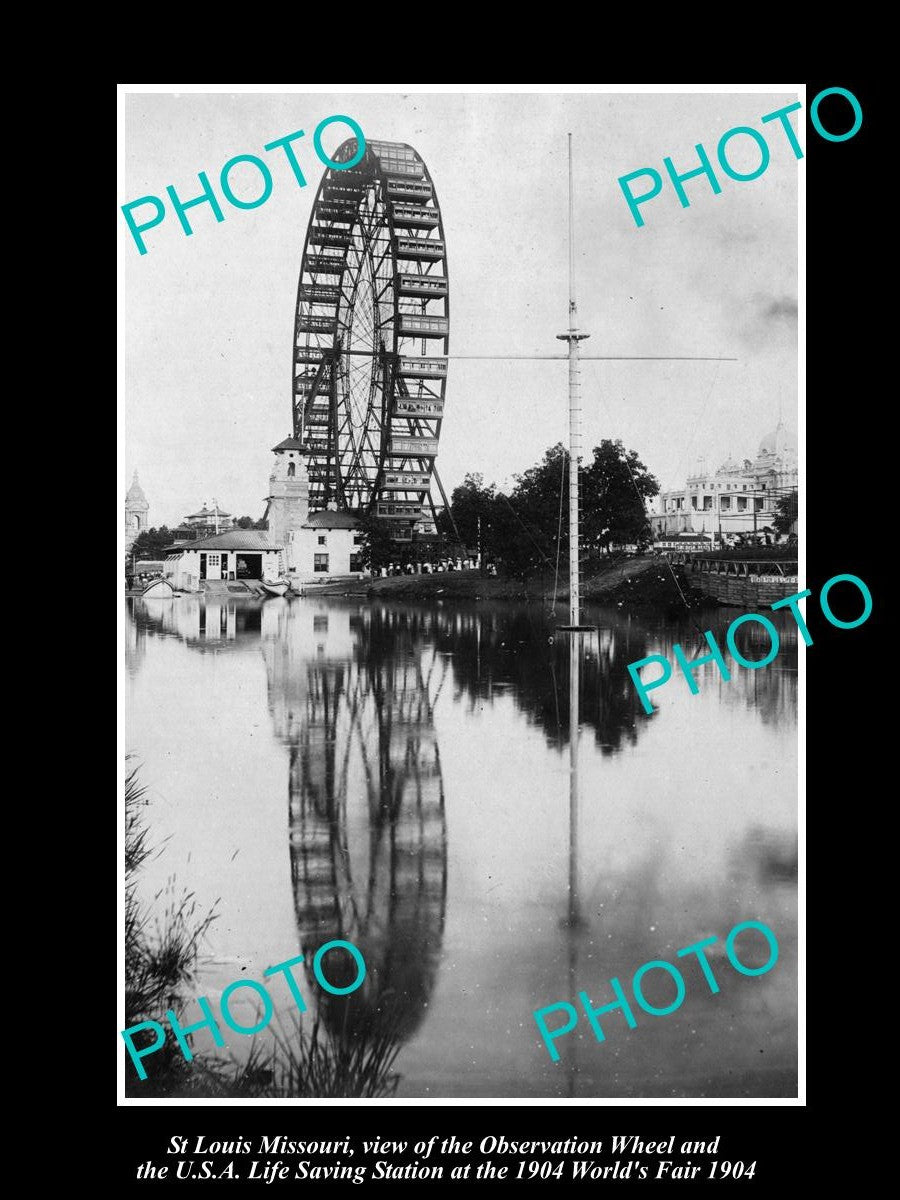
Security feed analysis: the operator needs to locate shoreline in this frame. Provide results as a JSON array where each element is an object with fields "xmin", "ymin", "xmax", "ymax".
[
  {"xmin": 125, "ymin": 556, "xmax": 711, "ymax": 611},
  {"xmin": 126, "ymin": 551, "xmax": 798, "ymax": 612}
]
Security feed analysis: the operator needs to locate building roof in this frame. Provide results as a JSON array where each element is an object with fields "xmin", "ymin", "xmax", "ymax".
[
  {"xmin": 126, "ymin": 471, "xmax": 148, "ymax": 505},
  {"xmin": 715, "ymin": 454, "xmax": 747, "ymax": 475},
  {"xmin": 303, "ymin": 510, "xmax": 360, "ymax": 530},
  {"xmin": 169, "ymin": 530, "xmax": 283, "ymax": 551},
  {"xmin": 185, "ymin": 505, "xmax": 232, "ymax": 519},
  {"xmin": 758, "ymin": 420, "xmax": 796, "ymax": 458},
  {"xmin": 272, "ymin": 437, "xmax": 307, "ymax": 452}
]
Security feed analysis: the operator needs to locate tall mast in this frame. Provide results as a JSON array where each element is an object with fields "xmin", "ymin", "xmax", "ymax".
[{"xmin": 557, "ymin": 133, "xmax": 591, "ymax": 629}]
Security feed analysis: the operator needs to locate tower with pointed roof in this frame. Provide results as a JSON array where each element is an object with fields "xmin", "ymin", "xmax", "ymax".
[
  {"xmin": 125, "ymin": 471, "xmax": 149, "ymax": 554},
  {"xmin": 265, "ymin": 438, "xmax": 310, "ymax": 548}
]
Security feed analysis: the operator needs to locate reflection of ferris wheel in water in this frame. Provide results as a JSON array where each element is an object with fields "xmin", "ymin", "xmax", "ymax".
[
  {"xmin": 294, "ymin": 138, "xmax": 451, "ymax": 539},
  {"xmin": 288, "ymin": 639, "xmax": 449, "ymax": 1003}
]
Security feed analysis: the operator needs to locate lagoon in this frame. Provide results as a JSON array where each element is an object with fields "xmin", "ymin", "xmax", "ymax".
[{"xmin": 125, "ymin": 594, "xmax": 797, "ymax": 1098}]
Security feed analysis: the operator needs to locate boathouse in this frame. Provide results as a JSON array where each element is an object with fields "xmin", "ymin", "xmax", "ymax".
[{"xmin": 164, "ymin": 530, "xmax": 285, "ymax": 592}]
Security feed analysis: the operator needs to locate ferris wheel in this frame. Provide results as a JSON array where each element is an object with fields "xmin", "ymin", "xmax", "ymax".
[{"xmin": 293, "ymin": 137, "xmax": 450, "ymax": 540}]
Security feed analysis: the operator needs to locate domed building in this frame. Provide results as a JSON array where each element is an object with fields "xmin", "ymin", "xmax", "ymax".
[
  {"xmin": 653, "ymin": 420, "xmax": 798, "ymax": 541},
  {"xmin": 124, "ymin": 471, "xmax": 149, "ymax": 554}
]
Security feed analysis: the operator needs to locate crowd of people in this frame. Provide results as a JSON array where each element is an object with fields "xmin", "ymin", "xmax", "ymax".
[{"xmin": 378, "ymin": 558, "xmax": 497, "ymax": 577}]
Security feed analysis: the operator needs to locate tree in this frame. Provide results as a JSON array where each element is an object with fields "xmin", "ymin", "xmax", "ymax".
[
  {"xmin": 503, "ymin": 443, "xmax": 570, "ymax": 577},
  {"xmin": 480, "ymin": 439, "xmax": 660, "ymax": 579},
  {"xmin": 355, "ymin": 513, "xmax": 397, "ymax": 572},
  {"xmin": 235, "ymin": 515, "xmax": 267, "ymax": 529},
  {"xmin": 580, "ymin": 439, "xmax": 659, "ymax": 559},
  {"xmin": 448, "ymin": 473, "xmax": 499, "ymax": 559},
  {"xmin": 772, "ymin": 491, "xmax": 798, "ymax": 537},
  {"xmin": 129, "ymin": 527, "xmax": 175, "ymax": 564}
]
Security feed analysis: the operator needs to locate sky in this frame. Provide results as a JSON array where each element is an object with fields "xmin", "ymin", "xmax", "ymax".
[{"xmin": 120, "ymin": 88, "xmax": 799, "ymax": 529}]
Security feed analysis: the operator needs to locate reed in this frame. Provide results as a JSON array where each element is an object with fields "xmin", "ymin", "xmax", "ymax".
[
  {"xmin": 125, "ymin": 761, "xmax": 218, "ymax": 1031},
  {"xmin": 123, "ymin": 761, "xmax": 402, "ymax": 1098}
]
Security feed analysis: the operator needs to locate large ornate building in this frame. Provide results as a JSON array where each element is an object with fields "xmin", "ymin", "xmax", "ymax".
[
  {"xmin": 124, "ymin": 471, "xmax": 149, "ymax": 554},
  {"xmin": 653, "ymin": 421, "xmax": 798, "ymax": 540}
]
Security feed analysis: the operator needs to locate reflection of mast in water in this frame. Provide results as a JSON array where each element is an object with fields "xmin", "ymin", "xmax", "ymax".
[
  {"xmin": 566, "ymin": 632, "xmax": 585, "ymax": 931},
  {"xmin": 562, "ymin": 629, "xmax": 593, "ymax": 1097},
  {"xmin": 265, "ymin": 604, "xmax": 448, "ymax": 1093}
]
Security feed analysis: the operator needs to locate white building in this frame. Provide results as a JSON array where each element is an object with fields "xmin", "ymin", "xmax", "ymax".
[
  {"xmin": 290, "ymin": 510, "xmax": 364, "ymax": 581},
  {"xmin": 653, "ymin": 421, "xmax": 798, "ymax": 540}
]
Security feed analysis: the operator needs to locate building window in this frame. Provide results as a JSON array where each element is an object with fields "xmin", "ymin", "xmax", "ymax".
[
  {"xmin": 287, "ymin": 463, "xmax": 295, "ymax": 477},
  {"xmin": 703, "ymin": 497, "xmax": 712, "ymax": 510},
  {"xmin": 353, "ymin": 534, "xmax": 362, "ymax": 545},
  {"xmin": 721, "ymin": 497, "xmax": 731, "ymax": 510},
  {"xmin": 737, "ymin": 497, "xmax": 747, "ymax": 511},
  {"xmin": 314, "ymin": 554, "xmax": 329, "ymax": 573},
  {"xmin": 208, "ymin": 554, "xmax": 220, "ymax": 566},
  {"xmin": 742, "ymin": 484, "xmax": 747, "ymax": 491},
  {"xmin": 349, "ymin": 553, "xmax": 362, "ymax": 572},
  {"xmin": 691, "ymin": 496, "xmax": 698, "ymax": 510},
  {"xmin": 754, "ymin": 498, "xmax": 764, "ymax": 512},
  {"xmin": 317, "ymin": 535, "xmax": 326, "ymax": 546}
]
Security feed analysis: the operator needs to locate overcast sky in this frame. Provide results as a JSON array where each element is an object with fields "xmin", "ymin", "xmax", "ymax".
[{"xmin": 120, "ymin": 88, "xmax": 799, "ymax": 528}]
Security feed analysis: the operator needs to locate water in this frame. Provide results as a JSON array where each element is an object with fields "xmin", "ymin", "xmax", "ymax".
[{"xmin": 126, "ymin": 594, "xmax": 798, "ymax": 1098}]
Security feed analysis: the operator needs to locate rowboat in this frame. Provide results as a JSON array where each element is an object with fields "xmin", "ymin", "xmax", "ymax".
[
  {"xmin": 261, "ymin": 580, "xmax": 290, "ymax": 597},
  {"xmin": 141, "ymin": 578, "xmax": 175, "ymax": 599}
]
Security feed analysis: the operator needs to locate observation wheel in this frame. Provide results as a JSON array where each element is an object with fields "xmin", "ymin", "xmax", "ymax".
[{"xmin": 293, "ymin": 138, "xmax": 450, "ymax": 541}]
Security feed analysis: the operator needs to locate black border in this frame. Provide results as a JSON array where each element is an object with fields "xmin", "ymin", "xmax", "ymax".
[{"xmin": 119, "ymin": 78, "xmax": 884, "ymax": 1183}]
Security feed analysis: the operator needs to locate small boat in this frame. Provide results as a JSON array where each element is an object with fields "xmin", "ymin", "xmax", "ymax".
[
  {"xmin": 141, "ymin": 578, "xmax": 175, "ymax": 599},
  {"xmin": 261, "ymin": 579, "xmax": 290, "ymax": 597}
]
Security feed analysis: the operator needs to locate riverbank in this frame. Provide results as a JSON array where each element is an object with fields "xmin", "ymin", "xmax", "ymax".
[
  {"xmin": 578, "ymin": 556, "xmax": 706, "ymax": 612},
  {"xmin": 364, "ymin": 556, "xmax": 708, "ymax": 613}
]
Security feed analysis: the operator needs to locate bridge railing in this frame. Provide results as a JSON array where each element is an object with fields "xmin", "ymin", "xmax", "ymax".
[{"xmin": 671, "ymin": 553, "xmax": 798, "ymax": 578}]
